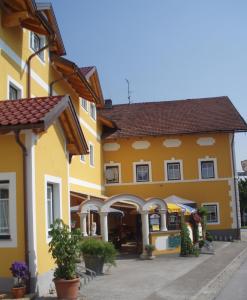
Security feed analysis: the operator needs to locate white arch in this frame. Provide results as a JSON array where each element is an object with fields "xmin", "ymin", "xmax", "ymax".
[
  {"xmin": 80, "ymin": 199, "xmax": 104, "ymax": 213},
  {"xmin": 143, "ymin": 197, "xmax": 168, "ymax": 211},
  {"xmin": 101, "ymin": 194, "xmax": 146, "ymax": 212}
]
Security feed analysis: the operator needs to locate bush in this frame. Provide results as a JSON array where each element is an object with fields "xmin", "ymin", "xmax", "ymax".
[
  {"xmin": 145, "ymin": 244, "xmax": 155, "ymax": 252},
  {"xmin": 198, "ymin": 207, "xmax": 208, "ymax": 217},
  {"xmin": 80, "ymin": 238, "xmax": 117, "ymax": 266},
  {"xmin": 206, "ymin": 231, "xmax": 213, "ymax": 242},
  {"xmin": 180, "ymin": 222, "xmax": 194, "ymax": 256},
  {"xmin": 48, "ymin": 219, "xmax": 81, "ymax": 280},
  {"xmin": 199, "ymin": 240, "xmax": 205, "ymax": 248}
]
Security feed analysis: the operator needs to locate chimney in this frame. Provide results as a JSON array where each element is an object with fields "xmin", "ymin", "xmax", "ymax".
[{"xmin": 104, "ymin": 99, "xmax": 112, "ymax": 109}]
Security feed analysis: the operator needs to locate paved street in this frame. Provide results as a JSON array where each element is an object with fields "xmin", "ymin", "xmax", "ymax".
[{"xmin": 216, "ymin": 256, "xmax": 247, "ymax": 300}]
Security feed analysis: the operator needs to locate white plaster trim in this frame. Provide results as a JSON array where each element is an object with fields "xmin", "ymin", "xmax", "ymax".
[
  {"xmin": 104, "ymin": 177, "xmax": 231, "ymax": 187},
  {"xmin": 44, "ymin": 175, "xmax": 62, "ymax": 243},
  {"xmin": 69, "ymin": 177, "xmax": 104, "ymax": 191},
  {"xmin": 132, "ymin": 140, "xmax": 150, "ymax": 150},
  {"xmin": 7, "ymin": 75, "xmax": 23, "ymax": 99},
  {"xmin": 198, "ymin": 157, "xmax": 218, "ymax": 180},
  {"xmin": 103, "ymin": 143, "xmax": 120, "ymax": 152},
  {"xmin": 197, "ymin": 137, "xmax": 215, "ymax": 146},
  {"xmin": 104, "ymin": 163, "xmax": 122, "ymax": 185},
  {"xmin": 164, "ymin": 159, "xmax": 184, "ymax": 182},
  {"xmin": 0, "ymin": 173, "xmax": 17, "ymax": 248},
  {"xmin": 163, "ymin": 139, "xmax": 181, "ymax": 148},
  {"xmin": 133, "ymin": 161, "xmax": 152, "ymax": 183},
  {"xmin": 25, "ymin": 132, "xmax": 37, "ymax": 276},
  {"xmin": 79, "ymin": 117, "xmax": 100, "ymax": 141},
  {"xmin": 202, "ymin": 202, "xmax": 220, "ymax": 225},
  {"xmin": 0, "ymin": 38, "xmax": 49, "ymax": 92}
]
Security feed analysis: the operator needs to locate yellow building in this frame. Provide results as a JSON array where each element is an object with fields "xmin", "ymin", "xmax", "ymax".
[{"xmin": 0, "ymin": 0, "xmax": 246, "ymax": 296}]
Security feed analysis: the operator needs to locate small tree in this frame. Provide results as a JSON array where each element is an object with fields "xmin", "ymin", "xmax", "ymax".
[
  {"xmin": 198, "ymin": 206, "xmax": 208, "ymax": 240},
  {"xmin": 48, "ymin": 219, "xmax": 81, "ymax": 280},
  {"xmin": 239, "ymin": 178, "xmax": 247, "ymax": 226},
  {"xmin": 180, "ymin": 220, "xmax": 193, "ymax": 256}
]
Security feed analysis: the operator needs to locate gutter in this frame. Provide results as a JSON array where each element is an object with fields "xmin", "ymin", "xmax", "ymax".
[
  {"xmin": 231, "ymin": 133, "xmax": 241, "ymax": 239},
  {"xmin": 14, "ymin": 130, "xmax": 30, "ymax": 291},
  {"xmin": 49, "ymin": 71, "xmax": 78, "ymax": 96}
]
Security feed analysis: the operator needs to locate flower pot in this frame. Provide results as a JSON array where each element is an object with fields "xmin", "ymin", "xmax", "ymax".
[
  {"xmin": 83, "ymin": 254, "xmax": 104, "ymax": 275},
  {"xmin": 11, "ymin": 286, "xmax": 26, "ymax": 299},
  {"xmin": 54, "ymin": 278, "xmax": 80, "ymax": 300}
]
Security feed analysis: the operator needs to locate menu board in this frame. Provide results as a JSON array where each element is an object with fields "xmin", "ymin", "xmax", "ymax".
[{"xmin": 149, "ymin": 214, "xmax": 160, "ymax": 231}]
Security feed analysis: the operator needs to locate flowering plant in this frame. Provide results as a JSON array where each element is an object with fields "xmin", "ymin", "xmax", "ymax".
[{"xmin": 10, "ymin": 261, "xmax": 29, "ymax": 287}]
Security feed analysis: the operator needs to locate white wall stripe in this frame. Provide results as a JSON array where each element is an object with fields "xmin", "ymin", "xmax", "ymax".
[
  {"xmin": 69, "ymin": 177, "xmax": 104, "ymax": 191},
  {"xmin": 79, "ymin": 117, "xmax": 101, "ymax": 141}
]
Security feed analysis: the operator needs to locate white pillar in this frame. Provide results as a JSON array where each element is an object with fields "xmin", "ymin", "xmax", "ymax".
[
  {"xmin": 100, "ymin": 212, "xmax": 108, "ymax": 242},
  {"xmin": 160, "ymin": 209, "xmax": 168, "ymax": 231},
  {"xmin": 80, "ymin": 213, "xmax": 88, "ymax": 237},
  {"xmin": 141, "ymin": 211, "xmax": 150, "ymax": 248}
]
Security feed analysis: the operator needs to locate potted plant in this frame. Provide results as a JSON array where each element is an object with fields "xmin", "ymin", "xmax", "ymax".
[
  {"xmin": 145, "ymin": 244, "xmax": 155, "ymax": 259},
  {"xmin": 48, "ymin": 219, "xmax": 81, "ymax": 300},
  {"xmin": 10, "ymin": 261, "xmax": 29, "ymax": 299},
  {"xmin": 80, "ymin": 238, "xmax": 117, "ymax": 275}
]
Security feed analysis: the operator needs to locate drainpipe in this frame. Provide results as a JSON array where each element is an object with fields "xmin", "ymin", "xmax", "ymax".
[
  {"xmin": 231, "ymin": 133, "xmax": 240, "ymax": 240},
  {"xmin": 27, "ymin": 34, "xmax": 55, "ymax": 98},
  {"xmin": 49, "ymin": 70, "xmax": 78, "ymax": 96},
  {"xmin": 14, "ymin": 130, "xmax": 30, "ymax": 290}
]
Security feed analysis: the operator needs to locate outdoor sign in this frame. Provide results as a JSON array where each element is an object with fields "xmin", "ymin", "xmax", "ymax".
[
  {"xmin": 168, "ymin": 235, "xmax": 181, "ymax": 248},
  {"xmin": 149, "ymin": 214, "xmax": 160, "ymax": 231},
  {"xmin": 241, "ymin": 160, "xmax": 247, "ymax": 172}
]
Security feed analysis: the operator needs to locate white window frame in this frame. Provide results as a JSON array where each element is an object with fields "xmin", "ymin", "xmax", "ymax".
[
  {"xmin": 44, "ymin": 175, "xmax": 62, "ymax": 243},
  {"xmin": 198, "ymin": 158, "xmax": 218, "ymax": 180},
  {"xmin": 133, "ymin": 161, "xmax": 152, "ymax": 183},
  {"xmin": 89, "ymin": 102, "xmax": 96, "ymax": 121},
  {"xmin": 89, "ymin": 143, "xmax": 95, "ymax": 167},
  {"xmin": 164, "ymin": 159, "xmax": 184, "ymax": 181},
  {"xmin": 80, "ymin": 155, "xmax": 86, "ymax": 164},
  {"xmin": 80, "ymin": 98, "xmax": 88, "ymax": 112},
  {"xmin": 104, "ymin": 163, "xmax": 121, "ymax": 185},
  {"xmin": 202, "ymin": 202, "xmax": 220, "ymax": 225},
  {"xmin": 29, "ymin": 31, "xmax": 46, "ymax": 64},
  {"xmin": 0, "ymin": 173, "xmax": 17, "ymax": 248},
  {"xmin": 7, "ymin": 76, "xmax": 23, "ymax": 100}
]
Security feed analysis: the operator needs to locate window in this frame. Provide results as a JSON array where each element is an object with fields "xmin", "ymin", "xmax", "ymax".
[
  {"xmin": 89, "ymin": 144, "xmax": 94, "ymax": 166},
  {"xmin": 202, "ymin": 204, "xmax": 219, "ymax": 224},
  {"xmin": 105, "ymin": 165, "xmax": 120, "ymax": 184},
  {"xmin": 30, "ymin": 31, "xmax": 45, "ymax": 61},
  {"xmin": 136, "ymin": 164, "xmax": 150, "ymax": 182},
  {"xmin": 80, "ymin": 155, "xmax": 85, "ymax": 163},
  {"xmin": 90, "ymin": 103, "xmax": 96, "ymax": 120},
  {"xmin": 9, "ymin": 83, "xmax": 22, "ymax": 100},
  {"xmin": 0, "ymin": 182, "xmax": 10, "ymax": 238},
  {"xmin": 81, "ymin": 98, "xmax": 88, "ymax": 111},
  {"xmin": 167, "ymin": 162, "xmax": 181, "ymax": 181},
  {"xmin": 45, "ymin": 176, "xmax": 61, "ymax": 239},
  {"xmin": 201, "ymin": 161, "xmax": 215, "ymax": 179}
]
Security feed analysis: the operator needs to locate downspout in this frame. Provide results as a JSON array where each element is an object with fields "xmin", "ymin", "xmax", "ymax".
[
  {"xmin": 14, "ymin": 130, "xmax": 30, "ymax": 289},
  {"xmin": 231, "ymin": 133, "xmax": 240, "ymax": 239},
  {"xmin": 27, "ymin": 34, "xmax": 55, "ymax": 98}
]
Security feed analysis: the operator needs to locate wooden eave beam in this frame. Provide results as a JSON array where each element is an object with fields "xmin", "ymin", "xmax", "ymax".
[{"xmin": 2, "ymin": 11, "xmax": 31, "ymax": 27}]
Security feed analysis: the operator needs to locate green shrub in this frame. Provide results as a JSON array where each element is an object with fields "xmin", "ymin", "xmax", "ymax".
[
  {"xmin": 145, "ymin": 244, "xmax": 155, "ymax": 252},
  {"xmin": 199, "ymin": 240, "xmax": 205, "ymax": 248},
  {"xmin": 80, "ymin": 238, "xmax": 117, "ymax": 266},
  {"xmin": 206, "ymin": 231, "xmax": 213, "ymax": 242},
  {"xmin": 180, "ymin": 222, "xmax": 194, "ymax": 256},
  {"xmin": 198, "ymin": 207, "xmax": 208, "ymax": 217},
  {"xmin": 48, "ymin": 219, "xmax": 81, "ymax": 280}
]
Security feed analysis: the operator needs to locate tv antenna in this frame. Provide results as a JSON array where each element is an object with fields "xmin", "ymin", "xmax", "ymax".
[{"xmin": 125, "ymin": 79, "xmax": 131, "ymax": 104}]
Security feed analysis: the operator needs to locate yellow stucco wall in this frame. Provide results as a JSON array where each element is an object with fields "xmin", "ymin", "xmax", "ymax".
[
  {"xmin": 0, "ymin": 135, "xmax": 25, "ymax": 277},
  {"xmin": 103, "ymin": 133, "xmax": 234, "ymax": 230},
  {"xmin": 35, "ymin": 123, "xmax": 69, "ymax": 274}
]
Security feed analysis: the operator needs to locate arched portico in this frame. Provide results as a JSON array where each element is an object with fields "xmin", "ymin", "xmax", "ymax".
[{"xmin": 144, "ymin": 198, "xmax": 168, "ymax": 232}]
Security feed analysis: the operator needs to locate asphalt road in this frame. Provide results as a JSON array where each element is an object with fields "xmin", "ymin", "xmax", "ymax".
[{"xmin": 216, "ymin": 256, "xmax": 247, "ymax": 300}]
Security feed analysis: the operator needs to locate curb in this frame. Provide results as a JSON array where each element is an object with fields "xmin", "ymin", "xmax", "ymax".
[{"xmin": 191, "ymin": 243, "xmax": 247, "ymax": 300}]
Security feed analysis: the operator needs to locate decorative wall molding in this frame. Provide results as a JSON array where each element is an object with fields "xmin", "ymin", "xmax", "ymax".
[
  {"xmin": 132, "ymin": 140, "xmax": 150, "ymax": 150},
  {"xmin": 103, "ymin": 143, "xmax": 120, "ymax": 152},
  {"xmin": 197, "ymin": 137, "xmax": 215, "ymax": 146},
  {"xmin": 163, "ymin": 139, "xmax": 181, "ymax": 148}
]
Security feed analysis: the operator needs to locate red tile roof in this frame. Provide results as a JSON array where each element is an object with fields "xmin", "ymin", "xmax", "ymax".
[
  {"xmin": 99, "ymin": 96, "xmax": 247, "ymax": 139},
  {"xmin": 0, "ymin": 96, "xmax": 63, "ymax": 127}
]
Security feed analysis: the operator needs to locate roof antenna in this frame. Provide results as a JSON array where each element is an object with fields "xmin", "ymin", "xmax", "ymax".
[{"xmin": 125, "ymin": 79, "xmax": 131, "ymax": 104}]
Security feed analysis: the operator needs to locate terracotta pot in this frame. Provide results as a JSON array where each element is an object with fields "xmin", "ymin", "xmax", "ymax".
[
  {"xmin": 54, "ymin": 278, "xmax": 80, "ymax": 300},
  {"xmin": 11, "ymin": 286, "xmax": 26, "ymax": 299}
]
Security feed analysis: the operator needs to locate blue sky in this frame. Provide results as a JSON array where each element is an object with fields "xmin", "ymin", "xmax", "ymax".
[{"xmin": 49, "ymin": 0, "xmax": 247, "ymax": 170}]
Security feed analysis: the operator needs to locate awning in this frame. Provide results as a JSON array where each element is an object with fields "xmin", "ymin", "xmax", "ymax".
[
  {"xmin": 167, "ymin": 203, "xmax": 182, "ymax": 214},
  {"xmin": 164, "ymin": 195, "xmax": 195, "ymax": 205}
]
